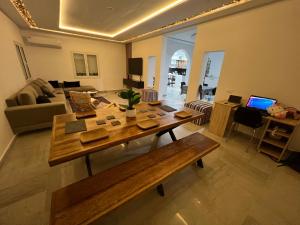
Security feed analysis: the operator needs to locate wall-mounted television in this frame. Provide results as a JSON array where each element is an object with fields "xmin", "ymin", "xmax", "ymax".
[{"xmin": 128, "ymin": 58, "xmax": 143, "ymax": 76}]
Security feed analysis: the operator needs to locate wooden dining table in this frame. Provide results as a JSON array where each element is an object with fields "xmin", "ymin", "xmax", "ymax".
[{"xmin": 48, "ymin": 103, "xmax": 204, "ymax": 176}]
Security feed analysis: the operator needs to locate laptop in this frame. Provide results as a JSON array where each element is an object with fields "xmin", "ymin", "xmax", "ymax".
[{"xmin": 228, "ymin": 95, "xmax": 242, "ymax": 104}]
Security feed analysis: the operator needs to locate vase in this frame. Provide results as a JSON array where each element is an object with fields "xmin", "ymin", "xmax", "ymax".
[{"xmin": 126, "ymin": 108, "xmax": 136, "ymax": 118}]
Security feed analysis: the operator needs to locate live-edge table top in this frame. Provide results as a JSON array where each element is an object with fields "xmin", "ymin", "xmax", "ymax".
[{"xmin": 49, "ymin": 103, "xmax": 204, "ymax": 166}]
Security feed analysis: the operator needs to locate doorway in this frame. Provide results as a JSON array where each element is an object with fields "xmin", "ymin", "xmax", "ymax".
[
  {"xmin": 199, "ymin": 51, "xmax": 225, "ymax": 102},
  {"xmin": 159, "ymin": 27, "xmax": 196, "ymax": 108},
  {"xmin": 147, "ymin": 56, "xmax": 156, "ymax": 88},
  {"xmin": 166, "ymin": 49, "xmax": 189, "ymax": 101}
]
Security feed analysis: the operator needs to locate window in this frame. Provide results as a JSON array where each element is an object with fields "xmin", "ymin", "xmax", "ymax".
[
  {"xmin": 72, "ymin": 52, "xmax": 99, "ymax": 77},
  {"xmin": 15, "ymin": 43, "xmax": 31, "ymax": 80}
]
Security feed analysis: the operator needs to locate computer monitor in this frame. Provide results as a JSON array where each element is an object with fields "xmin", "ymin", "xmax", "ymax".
[{"xmin": 246, "ymin": 95, "xmax": 277, "ymax": 111}]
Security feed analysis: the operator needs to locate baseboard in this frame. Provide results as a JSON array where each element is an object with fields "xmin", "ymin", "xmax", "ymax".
[{"xmin": 0, "ymin": 135, "xmax": 17, "ymax": 167}]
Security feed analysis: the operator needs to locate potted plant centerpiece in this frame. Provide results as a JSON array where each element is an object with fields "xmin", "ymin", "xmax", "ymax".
[{"xmin": 118, "ymin": 89, "xmax": 141, "ymax": 117}]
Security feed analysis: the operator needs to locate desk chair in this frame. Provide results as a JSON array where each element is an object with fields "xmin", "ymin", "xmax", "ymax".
[
  {"xmin": 198, "ymin": 85, "xmax": 203, "ymax": 100},
  {"xmin": 227, "ymin": 107, "xmax": 263, "ymax": 151},
  {"xmin": 180, "ymin": 82, "xmax": 188, "ymax": 95}
]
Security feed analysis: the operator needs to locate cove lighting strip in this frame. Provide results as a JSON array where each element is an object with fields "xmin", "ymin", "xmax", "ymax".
[
  {"xmin": 10, "ymin": 0, "xmax": 249, "ymax": 43},
  {"xmin": 59, "ymin": 0, "xmax": 187, "ymax": 37},
  {"xmin": 10, "ymin": 0, "xmax": 37, "ymax": 27}
]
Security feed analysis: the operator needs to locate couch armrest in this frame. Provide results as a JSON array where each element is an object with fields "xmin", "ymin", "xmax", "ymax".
[{"xmin": 5, "ymin": 103, "xmax": 66, "ymax": 132}]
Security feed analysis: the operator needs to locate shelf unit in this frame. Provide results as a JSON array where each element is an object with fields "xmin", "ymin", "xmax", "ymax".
[{"xmin": 257, "ymin": 117, "xmax": 300, "ymax": 162}]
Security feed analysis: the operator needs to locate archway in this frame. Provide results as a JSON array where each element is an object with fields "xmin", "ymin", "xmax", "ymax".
[{"xmin": 164, "ymin": 49, "xmax": 191, "ymax": 103}]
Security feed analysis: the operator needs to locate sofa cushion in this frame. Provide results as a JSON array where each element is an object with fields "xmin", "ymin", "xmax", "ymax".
[
  {"xmin": 48, "ymin": 80, "xmax": 60, "ymax": 88},
  {"xmin": 36, "ymin": 96, "xmax": 51, "ymax": 104},
  {"xmin": 23, "ymin": 85, "xmax": 38, "ymax": 98},
  {"xmin": 6, "ymin": 93, "xmax": 18, "ymax": 107},
  {"xmin": 17, "ymin": 90, "xmax": 36, "ymax": 105},
  {"xmin": 63, "ymin": 81, "xmax": 80, "ymax": 88}
]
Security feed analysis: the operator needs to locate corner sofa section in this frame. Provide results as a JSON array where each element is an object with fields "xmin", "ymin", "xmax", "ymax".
[{"xmin": 5, "ymin": 78, "xmax": 67, "ymax": 134}]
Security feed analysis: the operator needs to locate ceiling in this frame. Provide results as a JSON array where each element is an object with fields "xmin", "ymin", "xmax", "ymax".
[
  {"xmin": 0, "ymin": 0, "xmax": 280, "ymax": 43},
  {"xmin": 166, "ymin": 27, "xmax": 197, "ymax": 43}
]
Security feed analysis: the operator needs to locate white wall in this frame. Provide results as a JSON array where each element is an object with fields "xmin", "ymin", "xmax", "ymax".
[
  {"xmin": 0, "ymin": 11, "xmax": 27, "ymax": 159},
  {"xmin": 132, "ymin": 36, "xmax": 164, "ymax": 90},
  {"xmin": 147, "ymin": 56, "xmax": 157, "ymax": 88},
  {"xmin": 186, "ymin": 0, "xmax": 300, "ymax": 150},
  {"xmin": 160, "ymin": 37, "xmax": 194, "ymax": 98},
  {"xmin": 22, "ymin": 31, "xmax": 126, "ymax": 91}
]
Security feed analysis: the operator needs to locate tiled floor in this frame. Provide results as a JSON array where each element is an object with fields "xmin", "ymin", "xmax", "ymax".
[{"xmin": 0, "ymin": 93, "xmax": 300, "ymax": 225}]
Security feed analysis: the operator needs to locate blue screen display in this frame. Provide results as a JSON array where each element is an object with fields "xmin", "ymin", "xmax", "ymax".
[{"xmin": 246, "ymin": 96, "xmax": 276, "ymax": 111}]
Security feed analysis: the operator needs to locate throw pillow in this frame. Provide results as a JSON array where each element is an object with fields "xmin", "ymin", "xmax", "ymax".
[
  {"xmin": 37, "ymin": 78, "xmax": 48, "ymax": 84},
  {"xmin": 48, "ymin": 80, "xmax": 60, "ymax": 88},
  {"xmin": 36, "ymin": 96, "xmax": 51, "ymax": 104},
  {"xmin": 69, "ymin": 91, "xmax": 92, "ymax": 112},
  {"xmin": 63, "ymin": 81, "xmax": 80, "ymax": 88},
  {"xmin": 30, "ymin": 83, "xmax": 44, "ymax": 96},
  {"xmin": 41, "ymin": 86, "xmax": 55, "ymax": 97},
  {"xmin": 44, "ymin": 82, "xmax": 56, "ymax": 93},
  {"xmin": 32, "ymin": 79, "xmax": 45, "ymax": 87}
]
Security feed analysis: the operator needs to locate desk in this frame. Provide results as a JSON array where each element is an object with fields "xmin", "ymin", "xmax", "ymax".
[
  {"xmin": 49, "ymin": 103, "xmax": 203, "ymax": 175},
  {"xmin": 209, "ymin": 100, "xmax": 241, "ymax": 137}
]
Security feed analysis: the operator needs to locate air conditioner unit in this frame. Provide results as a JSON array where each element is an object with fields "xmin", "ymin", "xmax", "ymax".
[{"xmin": 23, "ymin": 36, "xmax": 62, "ymax": 49}]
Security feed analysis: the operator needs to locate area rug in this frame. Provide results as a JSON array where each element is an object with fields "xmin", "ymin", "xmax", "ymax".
[{"xmin": 69, "ymin": 96, "xmax": 111, "ymax": 112}]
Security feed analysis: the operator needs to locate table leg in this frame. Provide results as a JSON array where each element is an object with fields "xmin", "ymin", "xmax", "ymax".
[
  {"xmin": 196, "ymin": 159, "xmax": 204, "ymax": 168},
  {"xmin": 156, "ymin": 128, "xmax": 177, "ymax": 142},
  {"xmin": 156, "ymin": 184, "xmax": 165, "ymax": 197},
  {"xmin": 85, "ymin": 155, "xmax": 93, "ymax": 176},
  {"xmin": 168, "ymin": 130, "xmax": 177, "ymax": 141}
]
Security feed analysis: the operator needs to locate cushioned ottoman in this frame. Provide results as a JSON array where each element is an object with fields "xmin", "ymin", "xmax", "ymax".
[
  {"xmin": 184, "ymin": 100, "xmax": 213, "ymax": 125},
  {"xmin": 141, "ymin": 89, "xmax": 158, "ymax": 102}
]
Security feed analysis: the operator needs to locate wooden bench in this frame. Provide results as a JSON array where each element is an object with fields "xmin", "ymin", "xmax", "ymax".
[{"xmin": 50, "ymin": 133, "xmax": 220, "ymax": 225}]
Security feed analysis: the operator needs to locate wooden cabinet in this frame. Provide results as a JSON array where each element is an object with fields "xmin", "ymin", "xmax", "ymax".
[
  {"xmin": 257, "ymin": 117, "xmax": 300, "ymax": 161},
  {"xmin": 209, "ymin": 100, "xmax": 241, "ymax": 137}
]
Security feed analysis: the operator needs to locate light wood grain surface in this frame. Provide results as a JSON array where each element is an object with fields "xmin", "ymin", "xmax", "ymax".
[
  {"xmin": 50, "ymin": 133, "xmax": 220, "ymax": 225},
  {"xmin": 49, "ymin": 103, "xmax": 204, "ymax": 166}
]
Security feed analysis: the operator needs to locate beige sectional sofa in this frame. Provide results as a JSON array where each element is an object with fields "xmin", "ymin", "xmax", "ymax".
[{"xmin": 5, "ymin": 78, "xmax": 67, "ymax": 134}]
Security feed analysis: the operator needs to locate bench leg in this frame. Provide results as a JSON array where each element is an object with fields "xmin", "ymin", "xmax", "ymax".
[
  {"xmin": 156, "ymin": 184, "xmax": 165, "ymax": 197},
  {"xmin": 196, "ymin": 159, "xmax": 204, "ymax": 168},
  {"xmin": 85, "ymin": 155, "xmax": 93, "ymax": 176}
]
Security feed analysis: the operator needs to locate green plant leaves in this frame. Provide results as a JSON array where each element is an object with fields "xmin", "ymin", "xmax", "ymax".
[
  {"xmin": 118, "ymin": 89, "xmax": 141, "ymax": 110},
  {"xmin": 118, "ymin": 91, "xmax": 128, "ymax": 99}
]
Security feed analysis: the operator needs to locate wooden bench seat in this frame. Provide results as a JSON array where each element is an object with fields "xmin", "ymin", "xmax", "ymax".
[{"xmin": 50, "ymin": 133, "xmax": 220, "ymax": 225}]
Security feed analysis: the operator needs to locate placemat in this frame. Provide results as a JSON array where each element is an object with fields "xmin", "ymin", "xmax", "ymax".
[
  {"xmin": 65, "ymin": 120, "xmax": 87, "ymax": 134},
  {"xmin": 159, "ymin": 105, "xmax": 177, "ymax": 112}
]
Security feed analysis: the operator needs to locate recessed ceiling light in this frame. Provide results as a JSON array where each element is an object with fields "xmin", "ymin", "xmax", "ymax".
[
  {"xmin": 106, "ymin": 6, "xmax": 114, "ymax": 11},
  {"xmin": 59, "ymin": 0, "xmax": 187, "ymax": 38}
]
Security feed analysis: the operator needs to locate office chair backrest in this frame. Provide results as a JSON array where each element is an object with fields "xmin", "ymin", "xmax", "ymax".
[
  {"xmin": 234, "ymin": 107, "xmax": 263, "ymax": 128},
  {"xmin": 212, "ymin": 87, "xmax": 217, "ymax": 96}
]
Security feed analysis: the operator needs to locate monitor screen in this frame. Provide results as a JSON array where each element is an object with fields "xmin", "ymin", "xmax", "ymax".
[{"xmin": 246, "ymin": 95, "xmax": 277, "ymax": 111}]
